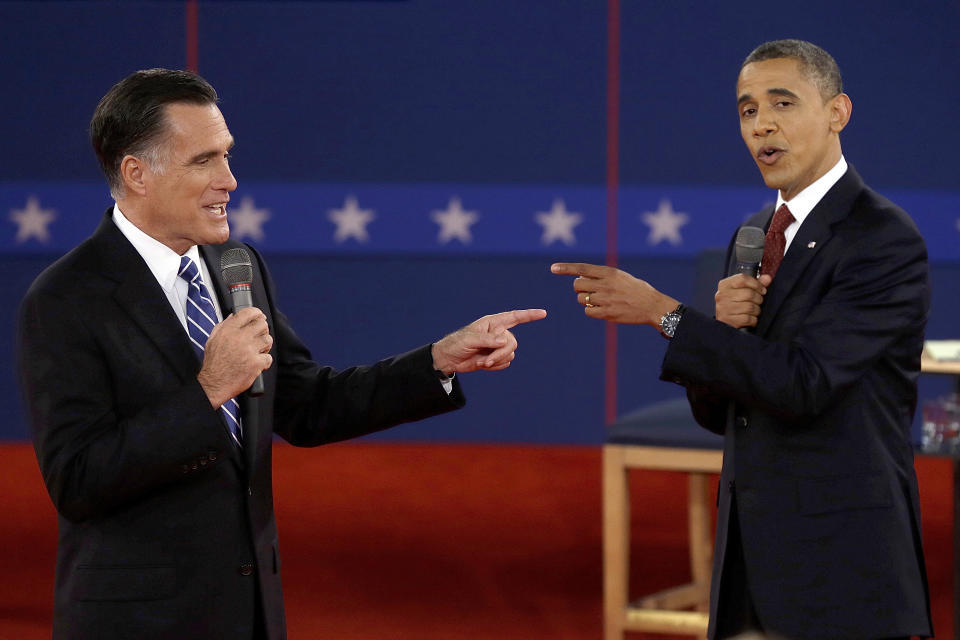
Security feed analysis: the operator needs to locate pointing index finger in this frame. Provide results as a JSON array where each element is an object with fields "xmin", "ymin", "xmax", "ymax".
[
  {"xmin": 550, "ymin": 262, "xmax": 605, "ymax": 278},
  {"xmin": 488, "ymin": 308, "xmax": 547, "ymax": 330}
]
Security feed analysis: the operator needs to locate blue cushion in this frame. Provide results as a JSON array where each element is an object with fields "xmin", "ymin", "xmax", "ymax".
[{"xmin": 606, "ymin": 397, "xmax": 723, "ymax": 449}]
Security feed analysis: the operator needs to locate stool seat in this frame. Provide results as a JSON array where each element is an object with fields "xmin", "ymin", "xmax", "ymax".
[
  {"xmin": 603, "ymin": 397, "xmax": 724, "ymax": 639},
  {"xmin": 607, "ymin": 397, "xmax": 723, "ymax": 449}
]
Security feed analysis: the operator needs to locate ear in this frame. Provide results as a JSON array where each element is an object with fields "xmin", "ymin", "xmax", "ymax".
[
  {"xmin": 119, "ymin": 155, "xmax": 148, "ymax": 197},
  {"xmin": 828, "ymin": 93, "xmax": 852, "ymax": 133}
]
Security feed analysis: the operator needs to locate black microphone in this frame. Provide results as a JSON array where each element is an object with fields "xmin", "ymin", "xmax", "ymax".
[
  {"xmin": 734, "ymin": 226, "xmax": 765, "ymax": 278},
  {"xmin": 733, "ymin": 226, "xmax": 766, "ymax": 334},
  {"xmin": 220, "ymin": 247, "xmax": 265, "ymax": 397}
]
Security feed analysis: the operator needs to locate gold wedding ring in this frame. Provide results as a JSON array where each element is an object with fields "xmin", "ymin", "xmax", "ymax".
[{"xmin": 585, "ymin": 294, "xmax": 594, "ymax": 307}]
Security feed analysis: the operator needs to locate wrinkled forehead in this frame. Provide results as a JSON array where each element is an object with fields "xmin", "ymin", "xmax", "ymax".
[
  {"xmin": 736, "ymin": 57, "xmax": 814, "ymax": 99},
  {"xmin": 160, "ymin": 103, "xmax": 234, "ymax": 152}
]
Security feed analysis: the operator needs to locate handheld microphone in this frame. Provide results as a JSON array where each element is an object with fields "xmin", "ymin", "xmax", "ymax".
[
  {"xmin": 734, "ymin": 226, "xmax": 766, "ymax": 278},
  {"xmin": 733, "ymin": 226, "xmax": 766, "ymax": 334},
  {"xmin": 220, "ymin": 247, "xmax": 265, "ymax": 397}
]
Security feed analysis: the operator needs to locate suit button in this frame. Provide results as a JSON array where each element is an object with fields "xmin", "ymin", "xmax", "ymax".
[
  {"xmin": 239, "ymin": 563, "xmax": 254, "ymax": 576},
  {"xmin": 735, "ymin": 416, "xmax": 748, "ymax": 428},
  {"xmin": 208, "ymin": 450, "xmax": 218, "ymax": 461},
  {"xmin": 191, "ymin": 461, "xmax": 199, "ymax": 470},
  {"xmin": 181, "ymin": 464, "xmax": 190, "ymax": 474}
]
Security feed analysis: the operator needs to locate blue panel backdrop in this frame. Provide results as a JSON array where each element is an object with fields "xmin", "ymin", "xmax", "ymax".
[{"xmin": 2, "ymin": 1, "xmax": 958, "ymax": 443}]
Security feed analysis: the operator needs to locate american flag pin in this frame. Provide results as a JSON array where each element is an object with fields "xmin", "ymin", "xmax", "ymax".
[{"xmin": 807, "ymin": 241, "xmax": 817, "ymax": 249}]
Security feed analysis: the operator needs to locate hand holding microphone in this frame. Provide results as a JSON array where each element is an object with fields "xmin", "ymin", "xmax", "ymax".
[
  {"xmin": 220, "ymin": 248, "xmax": 268, "ymax": 396},
  {"xmin": 715, "ymin": 226, "xmax": 772, "ymax": 330},
  {"xmin": 195, "ymin": 248, "xmax": 271, "ymax": 409}
]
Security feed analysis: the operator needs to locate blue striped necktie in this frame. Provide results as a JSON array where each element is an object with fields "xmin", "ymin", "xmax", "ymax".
[{"xmin": 178, "ymin": 256, "xmax": 243, "ymax": 448}]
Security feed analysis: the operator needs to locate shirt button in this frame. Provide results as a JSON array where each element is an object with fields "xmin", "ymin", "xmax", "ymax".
[{"xmin": 239, "ymin": 563, "xmax": 254, "ymax": 576}]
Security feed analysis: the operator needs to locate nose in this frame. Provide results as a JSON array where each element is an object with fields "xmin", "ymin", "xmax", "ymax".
[
  {"xmin": 752, "ymin": 106, "xmax": 778, "ymax": 137},
  {"xmin": 215, "ymin": 159, "xmax": 238, "ymax": 192}
]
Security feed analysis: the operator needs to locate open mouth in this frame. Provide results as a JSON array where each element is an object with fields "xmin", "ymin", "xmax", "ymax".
[
  {"xmin": 204, "ymin": 203, "xmax": 228, "ymax": 216},
  {"xmin": 757, "ymin": 147, "xmax": 784, "ymax": 165}
]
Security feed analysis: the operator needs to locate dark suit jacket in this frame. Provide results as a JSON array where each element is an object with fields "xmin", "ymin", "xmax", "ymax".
[
  {"xmin": 661, "ymin": 167, "xmax": 933, "ymax": 639},
  {"xmin": 17, "ymin": 210, "xmax": 465, "ymax": 640}
]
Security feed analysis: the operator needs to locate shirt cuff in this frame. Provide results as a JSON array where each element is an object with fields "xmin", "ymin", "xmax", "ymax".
[{"xmin": 436, "ymin": 371, "xmax": 455, "ymax": 395}]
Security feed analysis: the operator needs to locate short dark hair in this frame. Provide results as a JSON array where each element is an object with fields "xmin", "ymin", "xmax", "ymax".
[
  {"xmin": 90, "ymin": 68, "xmax": 219, "ymax": 198},
  {"xmin": 742, "ymin": 39, "xmax": 843, "ymax": 101}
]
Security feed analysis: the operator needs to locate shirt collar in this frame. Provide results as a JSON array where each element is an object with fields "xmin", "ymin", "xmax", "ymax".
[
  {"xmin": 112, "ymin": 205, "xmax": 202, "ymax": 292},
  {"xmin": 775, "ymin": 155, "xmax": 848, "ymax": 225}
]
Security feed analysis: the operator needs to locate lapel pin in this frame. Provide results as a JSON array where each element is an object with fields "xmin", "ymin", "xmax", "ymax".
[{"xmin": 807, "ymin": 241, "xmax": 817, "ymax": 249}]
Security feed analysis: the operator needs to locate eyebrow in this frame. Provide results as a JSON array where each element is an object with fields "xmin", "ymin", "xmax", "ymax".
[
  {"xmin": 186, "ymin": 138, "xmax": 235, "ymax": 165},
  {"xmin": 738, "ymin": 87, "xmax": 800, "ymax": 105},
  {"xmin": 767, "ymin": 87, "xmax": 800, "ymax": 100}
]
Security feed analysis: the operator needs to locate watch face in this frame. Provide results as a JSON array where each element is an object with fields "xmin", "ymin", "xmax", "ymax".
[
  {"xmin": 660, "ymin": 307, "xmax": 683, "ymax": 337},
  {"xmin": 662, "ymin": 314, "xmax": 678, "ymax": 337}
]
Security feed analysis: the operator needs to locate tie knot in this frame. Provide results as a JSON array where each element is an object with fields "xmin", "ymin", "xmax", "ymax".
[
  {"xmin": 770, "ymin": 204, "xmax": 795, "ymax": 234},
  {"xmin": 178, "ymin": 256, "xmax": 200, "ymax": 283}
]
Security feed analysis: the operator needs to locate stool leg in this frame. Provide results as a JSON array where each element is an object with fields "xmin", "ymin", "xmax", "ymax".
[
  {"xmin": 688, "ymin": 472, "xmax": 713, "ymax": 615},
  {"xmin": 604, "ymin": 446, "xmax": 629, "ymax": 640}
]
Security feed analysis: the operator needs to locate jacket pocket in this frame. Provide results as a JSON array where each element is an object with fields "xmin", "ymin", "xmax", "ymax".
[
  {"xmin": 75, "ymin": 564, "xmax": 176, "ymax": 601},
  {"xmin": 796, "ymin": 472, "xmax": 893, "ymax": 516}
]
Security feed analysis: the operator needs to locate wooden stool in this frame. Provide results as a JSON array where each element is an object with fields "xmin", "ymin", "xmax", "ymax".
[{"xmin": 603, "ymin": 398, "xmax": 724, "ymax": 639}]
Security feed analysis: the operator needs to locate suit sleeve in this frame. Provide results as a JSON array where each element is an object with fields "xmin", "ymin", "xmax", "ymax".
[
  {"xmin": 674, "ymin": 227, "xmax": 739, "ymax": 434},
  {"xmin": 18, "ymin": 285, "xmax": 231, "ymax": 523},
  {"xmin": 247, "ymin": 245, "xmax": 466, "ymax": 447},
  {"xmin": 662, "ymin": 213, "xmax": 929, "ymax": 423}
]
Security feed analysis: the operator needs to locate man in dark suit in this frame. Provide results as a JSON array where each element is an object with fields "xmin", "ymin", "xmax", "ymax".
[
  {"xmin": 17, "ymin": 68, "xmax": 545, "ymax": 640},
  {"xmin": 552, "ymin": 40, "xmax": 931, "ymax": 639}
]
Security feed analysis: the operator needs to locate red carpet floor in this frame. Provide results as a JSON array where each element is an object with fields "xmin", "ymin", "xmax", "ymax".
[{"xmin": 0, "ymin": 442, "xmax": 953, "ymax": 639}]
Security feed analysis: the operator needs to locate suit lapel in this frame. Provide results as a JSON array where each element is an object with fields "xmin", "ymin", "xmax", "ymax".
[
  {"xmin": 755, "ymin": 167, "xmax": 865, "ymax": 336},
  {"xmin": 94, "ymin": 213, "xmax": 250, "ymax": 471},
  {"xmin": 199, "ymin": 244, "xmax": 232, "ymax": 318},
  {"xmin": 90, "ymin": 212, "xmax": 200, "ymax": 381}
]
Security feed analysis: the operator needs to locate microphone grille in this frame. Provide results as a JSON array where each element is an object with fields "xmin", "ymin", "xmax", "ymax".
[
  {"xmin": 220, "ymin": 247, "xmax": 253, "ymax": 286},
  {"xmin": 735, "ymin": 226, "xmax": 766, "ymax": 264}
]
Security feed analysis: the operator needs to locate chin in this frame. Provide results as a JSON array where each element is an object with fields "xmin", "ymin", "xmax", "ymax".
[
  {"xmin": 205, "ymin": 227, "xmax": 230, "ymax": 247},
  {"xmin": 757, "ymin": 168, "xmax": 787, "ymax": 193}
]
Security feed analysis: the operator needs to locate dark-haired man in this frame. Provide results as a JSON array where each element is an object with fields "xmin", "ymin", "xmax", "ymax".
[
  {"xmin": 18, "ymin": 69, "xmax": 545, "ymax": 640},
  {"xmin": 553, "ymin": 40, "xmax": 931, "ymax": 639}
]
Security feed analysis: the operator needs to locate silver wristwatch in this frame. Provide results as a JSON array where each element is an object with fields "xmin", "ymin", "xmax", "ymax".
[{"xmin": 659, "ymin": 303, "xmax": 686, "ymax": 339}]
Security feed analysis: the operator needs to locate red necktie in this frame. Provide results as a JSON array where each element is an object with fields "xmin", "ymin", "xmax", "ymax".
[{"xmin": 760, "ymin": 204, "xmax": 795, "ymax": 279}]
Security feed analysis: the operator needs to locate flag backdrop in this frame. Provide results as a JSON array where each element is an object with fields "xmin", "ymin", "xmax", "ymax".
[{"xmin": 2, "ymin": 1, "xmax": 958, "ymax": 443}]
